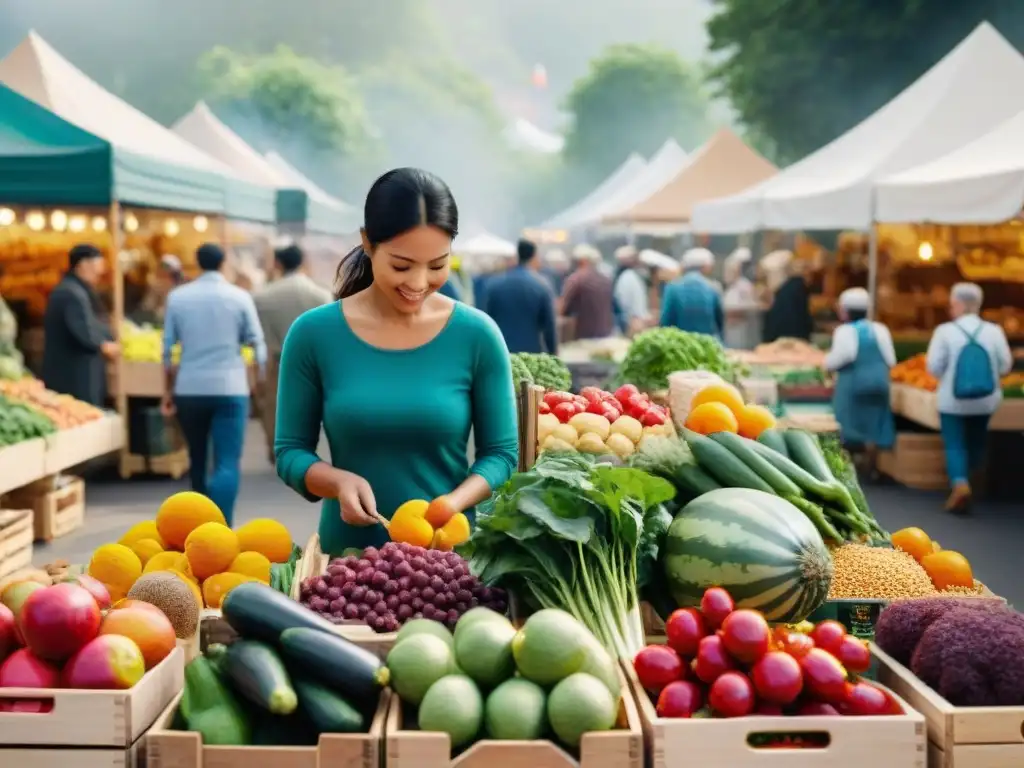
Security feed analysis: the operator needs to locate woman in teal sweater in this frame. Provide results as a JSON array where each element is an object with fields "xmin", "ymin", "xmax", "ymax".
[{"xmin": 274, "ymin": 168, "xmax": 519, "ymax": 555}]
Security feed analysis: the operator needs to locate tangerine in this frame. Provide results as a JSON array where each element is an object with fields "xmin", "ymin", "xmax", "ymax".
[
  {"xmin": 921, "ymin": 550, "xmax": 973, "ymax": 591},
  {"xmin": 890, "ymin": 527, "xmax": 933, "ymax": 563},
  {"xmin": 689, "ymin": 383, "xmax": 746, "ymax": 417},
  {"xmin": 736, "ymin": 404, "xmax": 777, "ymax": 439},
  {"xmin": 684, "ymin": 402, "xmax": 739, "ymax": 435}
]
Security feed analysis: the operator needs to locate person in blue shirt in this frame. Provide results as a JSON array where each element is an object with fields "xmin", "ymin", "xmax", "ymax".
[
  {"xmin": 162, "ymin": 243, "xmax": 267, "ymax": 525},
  {"xmin": 484, "ymin": 239, "xmax": 558, "ymax": 353},
  {"xmin": 659, "ymin": 248, "xmax": 724, "ymax": 339}
]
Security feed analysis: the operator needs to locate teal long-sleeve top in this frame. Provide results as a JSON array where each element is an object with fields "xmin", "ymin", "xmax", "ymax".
[{"xmin": 274, "ymin": 301, "xmax": 519, "ymax": 556}]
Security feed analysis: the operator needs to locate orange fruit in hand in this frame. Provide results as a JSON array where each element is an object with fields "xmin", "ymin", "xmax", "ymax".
[
  {"xmin": 689, "ymin": 383, "xmax": 746, "ymax": 417},
  {"xmin": 684, "ymin": 402, "xmax": 739, "ymax": 435},
  {"xmin": 388, "ymin": 513, "xmax": 434, "ymax": 549},
  {"xmin": 736, "ymin": 404, "xmax": 777, "ymax": 439},
  {"xmin": 921, "ymin": 550, "xmax": 973, "ymax": 591},
  {"xmin": 891, "ymin": 527, "xmax": 933, "ymax": 563},
  {"xmin": 425, "ymin": 496, "xmax": 457, "ymax": 529},
  {"xmin": 432, "ymin": 513, "xmax": 471, "ymax": 551}
]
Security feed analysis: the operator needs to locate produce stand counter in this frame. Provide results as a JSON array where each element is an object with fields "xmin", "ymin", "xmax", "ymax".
[{"xmin": 890, "ymin": 383, "xmax": 1024, "ymax": 431}]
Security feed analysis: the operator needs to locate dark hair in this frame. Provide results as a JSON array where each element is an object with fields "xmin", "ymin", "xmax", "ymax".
[
  {"xmin": 196, "ymin": 243, "xmax": 225, "ymax": 272},
  {"xmin": 334, "ymin": 168, "xmax": 458, "ymax": 300},
  {"xmin": 68, "ymin": 243, "xmax": 102, "ymax": 270},
  {"xmin": 846, "ymin": 308, "xmax": 869, "ymax": 322},
  {"xmin": 517, "ymin": 239, "xmax": 537, "ymax": 265},
  {"xmin": 275, "ymin": 244, "xmax": 304, "ymax": 273}
]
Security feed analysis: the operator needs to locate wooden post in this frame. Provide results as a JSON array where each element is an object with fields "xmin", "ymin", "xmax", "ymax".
[{"xmin": 109, "ymin": 202, "xmax": 131, "ymax": 479}]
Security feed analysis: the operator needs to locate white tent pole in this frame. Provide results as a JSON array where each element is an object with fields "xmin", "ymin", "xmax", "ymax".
[{"xmin": 867, "ymin": 224, "xmax": 879, "ymax": 320}]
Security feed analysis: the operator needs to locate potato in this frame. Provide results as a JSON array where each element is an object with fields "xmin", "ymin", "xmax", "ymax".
[
  {"xmin": 541, "ymin": 436, "xmax": 576, "ymax": 453},
  {"xmin": 551, "ymin": 423, "xmax": 579, "ymax": 446},
  {"xmin": 609, "ymin": 414, "xmax": 642, "ymax": 443},
  {"xmin": 606, "ymin": 433, "xmax": 635, "ymax": 459},
  {"xmin": 537, "ymin": 413, "xmax": 559, "ymax": 444},
  {"xmin": 577, "ymin": 433, "xmax": 608, "ymax": 454},
  {"xmin": 569, "ymin": 412, "xmax": 611, "ymax": 441}
]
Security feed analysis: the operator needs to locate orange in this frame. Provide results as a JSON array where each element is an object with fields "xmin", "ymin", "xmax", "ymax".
[
  {"xmin": 684, "ymin": 402, "xmax": 739, "ymax": 435},
  {"xmin": 389, "ymin": 511, "xmax": 434, "ymax": 549},
  {"xmin": 155, "ymin": 492, "xmax": 226, "ymax": 550},
  {"xmin": 433, "ymin": 513, "xmax": 471, "ymax": 551},
  {"xmin": 99, "ymin": 605, "xmax": 177, "ymax": 670},
  {"xmin": 425, "ymin": 496, "xmax": 457, "ymax": 529},
  {"xmin": 736, "ymin": 404, "xmax": 777, "ymax": 439},
  {"xmin": 921, "ymin": 550, "xmax": 973, "ymax": 591},
  {"xmin": 689, "ymin": 383, "xmax": 746, "ymax": 417},
  {"xmin": 891, "ymin": 527, "xmax": 933, "ymax": 563}
]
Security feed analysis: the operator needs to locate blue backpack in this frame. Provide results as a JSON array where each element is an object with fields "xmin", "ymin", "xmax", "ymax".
[{"xmin": 953, "ymin": 323, "xmax": 996, "ymax": 400}]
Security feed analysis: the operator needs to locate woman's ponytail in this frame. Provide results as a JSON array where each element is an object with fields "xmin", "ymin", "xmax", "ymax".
[{"xmin": 334, "ymin": 246, "xmax": 374, "ymax": 300}]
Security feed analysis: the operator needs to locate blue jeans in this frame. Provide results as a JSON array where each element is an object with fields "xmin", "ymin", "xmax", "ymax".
[
  {"xmin": 175, "ymin": 396, "xmax": 249, "ymax": 525},
  {"xmin": 939, "ymin": 413, "xmax": 990, "ymax": 486}
]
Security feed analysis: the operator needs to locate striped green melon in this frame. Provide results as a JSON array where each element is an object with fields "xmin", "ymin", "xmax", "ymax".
[{"xmin": 663, "ymin": 488, "xmax": 832, "ymax": 623}]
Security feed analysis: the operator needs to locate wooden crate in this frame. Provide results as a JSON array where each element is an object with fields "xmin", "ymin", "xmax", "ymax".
[
  {"xmin": 44, "ymin": 418, "xmax": 118, "ymax": 474},
  {"xmin": 7, "ymin": 476, "xmax": 86, "ymax": 542},
  {"xmin": 878, "ymin": 433, "xmax": 948, "ymax": 491},
  {"xmin": 0, "ymin": 646, "xmax": 184, "ymax": 748},
  {"xmin": 517, "ymin": 382, "xmax": 544, "ymax": 471},
  {"xmin": 386, "ymin": 669, "xmax": 642, "ymax": 768},
  {"xmin": 623, "ymin": 661, "xmax": 926, "ymax": 768},
  {"xmin": 109, "ymin": 361, "xmax": 166, "ymax": 398},
  {"xmin": 147, "ymin": 689, "xmax": 388, "ymax": 768},
  {"xmin": 894, "ymin": 385, "xmax": 941, "ymax": 430},
  {"xmin": 0, "ymin": 437, "xmax": 47, "ymax": 496},
  {"xmin": 873, "ymin": 643, "xmax": 1024, "ymax": 768},
  {"xmin": 0, "ymin": 508, "xmax": 33, "ymax": 580}
]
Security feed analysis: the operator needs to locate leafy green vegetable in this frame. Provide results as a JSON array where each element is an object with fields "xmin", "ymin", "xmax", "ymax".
[
  {"xmin": 0, "ymin": 394, "xmax": 56, "ymax": 446},
  {"xmin": 509, "ymin": 354, "xmax": 535, "ymax": 394},
  {"xmin": 511, "ymin": 353, "xmax": 572, "ymax": 391},
  {"xmin": 618, "ymin": 327, "xmax": 735, "ymax": 393},
  {"xmin": 459, "ymin": 452, "xmax": 676, "ymax": 660}
]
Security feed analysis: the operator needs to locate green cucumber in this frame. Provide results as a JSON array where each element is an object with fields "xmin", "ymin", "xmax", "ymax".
[
  {"xmin": 783, "ymin": 430, "xmax": 835, "ymax": 483},
  {"xmin": 278, "ymin": 627, "xmax": 389, "ymax": 708},
  {"xmin": 294, "ymin": 678, "xmax": 366, "ymax": 733},
  {"xmin": 681, "ymin": 429, "xmax": 774, "ymax": 493},
  {"xmin": 221, "ymin": 581, "xmax": 338, "ymax": 643},
  {"xmin": 673, "ymin": 463, "xmax": 722, "ymax": 498},
  {"xmin": 222, "ymin": 640, "xmax": 297, "ymax": 715},
  {"xmin": 745, "ymin": 438, "xmax": 835, "ymax": 497},
  {"xmin": 181, "ymin": 655, "xmax": 252, "ymax": 745},
  {"xmin": 708, "ymin": 432, "xmax": 802, "ymax": 497},
  {"xmin": 756, "ymin": 429, "xmax": 790, "ymax": 458}
]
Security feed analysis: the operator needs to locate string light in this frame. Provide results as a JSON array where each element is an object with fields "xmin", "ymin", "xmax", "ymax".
[
  {"xmin": 92, "ymin": 216, "xmax": 107, "ymax": 232},
  {"xmin": 26, "ymin": 211, "xmax": 46, "ymax": 231},
  {"xmin": 124, "ymin": 213, "xmax": 139, "ymax": 233},
  {"xmin": 0, "ymin": 208, "xmax": 14, "ymax": 226},
  {"xmin": 164, "ymin": 219, "xmax": 180, "ymax": 237},
  {"xmin": 193, "ymin": 215, "xmax": 209, "ymax": 233},
  {"xmin": 50, "ymin": 210, "xmax": 68, "ymax": 231},
  {"xmin": 69, "ymin": 215, "xmax": 87, "ymax": 233},
  {"xmin": 918, "ymin": 242, "xmax": 934, "ymax": 262}
]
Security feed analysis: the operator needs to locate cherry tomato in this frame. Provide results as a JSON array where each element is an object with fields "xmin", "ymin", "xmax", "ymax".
[
  {"xmin": 615, "ymin": 384, "xmax": 640, "ymax": 405},
  {"xmin": 841, "ymin": 681, "xmax": 892, "ymax": 716},
  {"xmin": 572, "ymin": 400, "xmax": 587, "ymax": 414},
  {"xmin": 552, "ymin": 402, "xmax": 576, "ymax": 424},
  {"xmin": 774, "ymin": 629, "xmax": 815, "ymax": 659},
  {"xmin": 752, "ymin": 651, "xmax": 803, "ymax": 704},
  {"xmin": 799, "ymin": 648, "xmax": 849, "ymax": 703},
  {"xmin": 625, "ymin": 393, "xmax": 651, "ymax": 418},
  {"xmin": 692, "ymin": 634, "xmax": 734, "ymax": 684},
  {"xmin": 656, "ymin": 680, "xmax": 703, "ymax": 718},
  {"xmin": 720, "ymin": 609, "xmax": 771, "ymax": 663},
  {"xmin": 810, "ymin": 620, "xmax": 847, "ymax": 656},
  {"xmin": 633, "ymin": 645, "xmax": 684, "ymax": 693},
  {"xmin": 543, "ymin": 391, "xmax": 574, "ymax": 408},
  {"xmin": 665, "ymin": 607, "xmax": 707, "ymax": 659},
  {"xmin": 599, "ymin": 403, "xmax": 622, "ymax": 422},
  {"xmin": 641, "ymin": 408, "xmax": 668, "ymax": 427},
  {"xmin": 585, "ymin": 399, "xmax": 608, "ymax": 416},
  {"xmin": 538, "ymin": 401, "xmax": 551, "ymax": 415},
  {"xmin": 709, "ymin": 671, "xmax": 756, "ymax": 718},
  {"xmin": 835, "ymin": 635, "xmax": 871, "ymax": 675},
  {"xmin": 699, "ymin": 587, "xmax": 734, "ymax": 629}
]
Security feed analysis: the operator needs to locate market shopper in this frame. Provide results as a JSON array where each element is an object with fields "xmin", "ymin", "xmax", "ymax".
[
  {"xmin": 560, "ymin": 244, "xmax": 615, "ymax": 340},
  {"xmin": 613, "ymin": 245, "xmax": 650, "ymax": 336},
  {"xmin": 253, "ymin": 245, "xmax": 333, "ymax": 464},
  {"xmin": 484, "ymin": 238, "xmax": 558, "ymax": 353},
  {"xmin": 722, "ymin": 247, "xmax": 761, "ymax": 350},
  {"xmin": 926, "ymin": 282, "xmax": 1012, "ymax": 514},
  {"xmin": 659, "ymin": 248, "xmax": 723, "ymax": 339},
  {"xmin": 162, "ymin": 243, "xmax": 267, "ymax": 525},
  {"xmin": 824, "ymin": 288, "xmax": 896, "ymax": 479},
  {"xmin": 42, "ymin": 244, "xmax": 119, "ymax": 406},
  {"xmin": 763, "ymin": 259, "xmax": 814, "ymax": 343},
  {"xmin": 274, "ymin": 167, "xmax": 519, "ymax": 556},
  {"xmin": 541, "ymin": 248, "xmax": 569, "ymax": 295}
]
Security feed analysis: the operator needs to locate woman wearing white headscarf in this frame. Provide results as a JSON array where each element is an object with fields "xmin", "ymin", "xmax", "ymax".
[
  {"xmin": 824, "ymin": 288, "xmax": 896, "ymax": 478},
  {"xmin": 926, "ymin": 282, "xmax": 1012, "ymax": 513},
  {"xmin": 722, "ymin": 247, "xmax": 759, "ymax": 349}
]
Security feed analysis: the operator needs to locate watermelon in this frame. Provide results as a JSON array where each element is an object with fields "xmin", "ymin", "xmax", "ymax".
[{"xmin": 663, "ymin": 488, "xmax": 833, "ymax": 623}]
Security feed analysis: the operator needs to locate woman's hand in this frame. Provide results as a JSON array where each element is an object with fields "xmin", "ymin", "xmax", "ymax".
[{"xmin": 332, "ymin": 469, "xmax": 379, "ymax": 526}]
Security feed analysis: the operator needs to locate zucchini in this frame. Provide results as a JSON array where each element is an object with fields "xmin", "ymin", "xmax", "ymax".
[
  {"xmin": 221, "ymin": 581, "xmax": 337, "ymax": 643},
  {"xmin": 783, "ymin": 430, "xmax": 835, "ymax": 483},
  {"xmin": 223, "ymin": 640, "xmax": 298, "ymax": 715},
  {"xmin": 708, "ymin": 432, "xmax": 802, "ymax": 497},
  {"xmin": 745, "ymin": 439, "xmax": 836, "ymax": 498},
  {"xmin": 278, "ymin": 627, "xmax": 389, "ymax": 708},
  {"xmin": 756, "ymin": 428, "xmax": 789, "ymax": 458},
  {"xmin": 681, "ymin": 429, "xmax": 774, "ymax": 493},
  {"xmin": 181, "ymin": 655, "xmax": 252, "ymax": 745},
  {"xmin": 294, "ymin": 678, "xmax": 366, "ymax": 733}
]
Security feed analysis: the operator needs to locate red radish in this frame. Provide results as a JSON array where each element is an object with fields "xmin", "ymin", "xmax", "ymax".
[
  {"xmin": 614, "ymin": 384, "xmax": 639, "ymax": 405},
  {"xmin": 543, "ymin": 391, "xmax": 574, "ymax": 407},
  {"xmin": 665, "ymin": 607, "xmax": 706, "ymax": 658},
  {"xmin": 0, "ymin": 604, "xmax": 16, "ymax": 663},
  {"xmin": 709, "ymin": 671, "xmax": 756, "ymax": 718},
  {"xmin": 751, "ymin": 651, "xmax": 803, "ymax": 704},
  {"xmin": 699, "ymin": 587, "xmax": 734, "ymax": 629},
  {"xmin": 797, "ymin": 701, "xmax": 841, "ymax": 716},
  {"xmin": 20, "ymin": 583, "xmax": 102, "ymax": 662},
  {"xmin": 720, "ymin": 609, "xmax": 771, "ymax": 663},
  {"xmin": 633, "ymin": 645, "xmax": 684, "ymax": 693},
  {"xmin": 835, "ymin": 635, "xmax": 871, "ymax": 674},
  {"xmin": 552, "ymin": 402, "xmax": 576, "ymax": 423},
  {"xmin": 656, "ymin": 680, "xmax": 704, "ymax": 718},
  {"xmin": 0, "ymin": 647, "xmax": 60, "ymax": 688},
  {"xmin": 841, "ymin": 681, "xmax": 891, "ymax": 716},
  {"xmin": 641, "ymin": 408, "xmax": 667, "ymax": 427},
  {"xmin": 799, "ymin": 648, "xmax": 849, "ymax": 703},
  {"xmin": 774, "ymin": 629, "xmax": 815, "ymax": 659},
  {"xmin": 810, "ymin": 620, "xmax": 846, "ymax": 656},
  {"xmin": 692, "ymin": 634, "xmax": 734, "ymax": 684}
]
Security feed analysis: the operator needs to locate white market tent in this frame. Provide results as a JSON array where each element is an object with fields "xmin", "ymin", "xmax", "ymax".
[
  {"xmin": 875, "ymin": 108, "xmax": 1024, "ymax": 223},
  {"xmin": 539, "ymin": 153, "xmax": 648, "ymax": 231},
  {"xmin": 592, "ymin": 139, "xmax": 690, "ymax": 227},
  {"xmin": 456, "ymin": 231, "xmax": 517, "ymax": 258},
  {"xmin": 691, "ymin": 22, "xmax": 1024, "ymax": 233}
]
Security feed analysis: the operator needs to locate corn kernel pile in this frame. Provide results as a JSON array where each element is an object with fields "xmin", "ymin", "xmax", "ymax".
[{"xmin": 828, "ymin": 544, "xmax": 986, "ymax": 600}]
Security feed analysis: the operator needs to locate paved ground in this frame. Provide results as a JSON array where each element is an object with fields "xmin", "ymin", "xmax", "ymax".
[{"xmin": 35, "ymin": 422, "xmax": 1023, "ymax": 609}]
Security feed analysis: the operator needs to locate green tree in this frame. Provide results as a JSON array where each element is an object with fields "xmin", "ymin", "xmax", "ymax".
[
  {"xmin": 562, "ymin": 44, "xmax": 712, "ymax": 181},
  {"xmin": 705, "ymin": 0, "xmax": 1020, "ymax": 164}
]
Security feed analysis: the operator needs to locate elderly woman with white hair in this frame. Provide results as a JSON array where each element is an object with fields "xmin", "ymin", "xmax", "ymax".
[
  {"xmin": 824, "ymin": 288, "xmax": 896, "ymax": 478},
  {"xmin": 659, "ymin": 248, "xmax": 724, "ymax": 338},
  {"xmin": 926, "ymin": 282, "xmax": 1012, "ymax": 513},
  {"xmin": 613, "ymin": 245, "xmax": 650, "ymax": 335}
]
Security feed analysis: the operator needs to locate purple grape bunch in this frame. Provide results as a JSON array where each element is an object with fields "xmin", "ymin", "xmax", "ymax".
[{"xmin": 298, "ymin": 541, "xmax": 508, "ymax": 633}]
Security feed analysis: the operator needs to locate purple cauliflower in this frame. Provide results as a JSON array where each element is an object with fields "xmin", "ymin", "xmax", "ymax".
[{"xmin": 875, "ymin": 597, "xmax": 1007, "ymax": 665}]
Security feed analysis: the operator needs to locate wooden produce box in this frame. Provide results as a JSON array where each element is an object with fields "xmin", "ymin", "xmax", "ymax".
[
  {"xmin": 0, "ymin": 437, "xmax": 47, "ymax": 496},
  {"xmin": 873, "ymin": 643, "xmax": 1024, "ymax": 768},
  {"xmin": 0, "ymin": 730, "xmax": 149, "ymax": 768},
  {"xmin": 147, "ymin": 689, "xmax": 389, "ymax": 768},
  {"xmin": 892, "ymin": 384, "xmax": 941, "ymax": 430},
  {"xmin": 622, "ymin": 661, "xmax": 926, "ymax": 768},
  {"xmin": 109, "ymin": 360, "xmax": 166, "ymax": 398},
  {"xmin": 386, "ymin": 669, "xmax": 642, "ymax": 768},
  {"xmin": 6, "ymin": 475, "xmax": 85, "ymax": 542},
  {"xmin": 878, "ymin": 433, "xmax": 948, "ymax": 491},
  {"xmin": 0, "ymin": 646, "xmax": 184, "ymax": 750},
  {"xmin": 0, "ymin": 508, "xmax": 33, "ymax": 580},
  {"xmin": 45, "ymin": 417, "xmax": 118, "ymax": 474}
]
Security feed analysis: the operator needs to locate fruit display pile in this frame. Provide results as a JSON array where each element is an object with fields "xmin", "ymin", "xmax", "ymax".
[
  {"xmin": 617, "ymin": 327, "xmax": 736, "ymax": 394},
  {"xmin": 681, "ymin": 382, "xmax": 778, "ymax": 439},
  {"xmin": 633, "ymin": 587, "xmax": 903, "ymax": 719},
  {"xmin": 176, "ymin": 582, "xmax": 389, "ymax": 745},
  {"xmin": 87, "ymin": 491, "xmax": 300, "ymax": 612},
  {"xmin": 387, "ymin": 497, "xmax": 471, "ymax": 551},
  {"xmin": 387, "ymin": 607, "xmax": 620, "ymax": 749},
  {"xmin": 0, "ymin": 378, "xmax": 103, "ymax": 429},
  {"xmin": 892, "ymin": 352, "xmax": 1024, "ymax": 396},
  {"xmin": 299, "ymin": 542, "xmax": 507, "ymax": 634},
  {"xmin": 0, "ymin": 575, "xmax": 178, "ymax": 696},
  {"xmin": 0, "ymin": 393, "xmax": 55, "ymax": 447},
  {"xmin": 121, "ymin": 323, "xmax": 256, "ymax": 365},
  {"xmin": 537, "ymin": 384, "xmax": 673, "ymax": 458}
]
